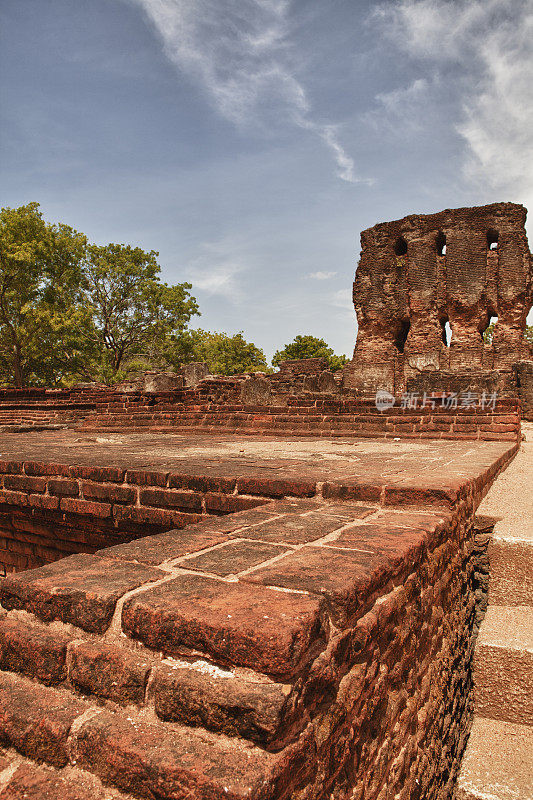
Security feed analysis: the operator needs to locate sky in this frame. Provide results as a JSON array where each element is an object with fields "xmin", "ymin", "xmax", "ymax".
[{"xmin": 1, "ymin": 0, "xmax": 532, "ymax": 361}]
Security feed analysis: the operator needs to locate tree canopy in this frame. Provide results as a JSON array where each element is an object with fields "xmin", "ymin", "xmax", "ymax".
[
  {"xmin": 83, "ymin": 243, "xmax": 199, "ymax": 380},
  {"xmin": 272, "ymin": 335, "xmax": 347, "ymax": 372},
  {"xmin": 0, "ymin": 203, "xmax": 200, "ymax": 387},
  {"xmin": 170, "ymin": 329, "xmax": 268, "ymax": 376},
  {"xmin": 0, "ymin": 202, "xmax": 91, "ymax": 387}
]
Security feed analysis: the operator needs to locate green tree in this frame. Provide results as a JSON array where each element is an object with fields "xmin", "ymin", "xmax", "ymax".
[
  {"xmin": 483, "ymin": 322, "xmax": 533, "ymax": 348},
  {"xmin": 83, "ymin": 243, "xmax": 199, "ymax": 380},
  {"xmin": 0, "ymin": 202, "xmax": 91, "ymax": 387},
  {"xmin": 170, "ymin": 329, "xmax": 268, "ymax": 375},
  {"xmin": 272, "ymin": 334, "xmax": 347, "ymax": 372},
  {"xmin": 482, "ymin": 322, "xmax": 496, "ymax": 345}
]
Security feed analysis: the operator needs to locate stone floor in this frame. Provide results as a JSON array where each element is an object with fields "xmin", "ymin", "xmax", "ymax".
[
  {"xmin": 0, "ymin": 430, "xmax": 518, "ymax": 502},
  {"xmin": 456, "ymin": 423, "xmax": 533, "ymax": 800}
]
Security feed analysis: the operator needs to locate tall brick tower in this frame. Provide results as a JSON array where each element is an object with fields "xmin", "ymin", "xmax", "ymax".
[{"xmin": 344, "ymin": 202, "xmax": 533, "ymax": 394}]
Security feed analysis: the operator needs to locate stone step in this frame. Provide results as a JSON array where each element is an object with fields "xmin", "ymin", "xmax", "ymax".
[
  {"xmin": 456, "ymin": 716, "xmax": 533, "ymax": 800},
  {"xmin": 488, "ymin": 531, "xmax": 533, "ymax": 606},
  {"xmin": 0, "ymin": 670, "xmax": 310, "ymax": 800},
  {"xmin": 0, "ymin": 609, "xmax": 300, "ymax": 749},
  {"xmin": 0, "ymin": 748, "xmax": 134, "ymax": 799},
  {"xmin": 473, "ymin": 606, "xmax": 533, "ymax": 725}
]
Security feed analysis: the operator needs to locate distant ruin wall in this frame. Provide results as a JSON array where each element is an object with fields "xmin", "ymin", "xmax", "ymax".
[
  {"xmin": 344, "ymin": 203, "xmax": 533, "ymax": 394},
  {"xmin": 0, "ymin": 386, "xmax": 521, "ymax": 441}
]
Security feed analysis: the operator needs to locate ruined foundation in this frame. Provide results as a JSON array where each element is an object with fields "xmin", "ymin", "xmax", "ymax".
[{"xmin": 0, "ymin": 203, "xmax": 529, "ymax": 799}]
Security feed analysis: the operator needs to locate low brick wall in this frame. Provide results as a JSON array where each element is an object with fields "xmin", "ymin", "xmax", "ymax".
[
  {"xmin": 78, "ymin": 396, "xmax": 521, "ymax": 442},
  {"xmin": 0, "ymin": 440, "xmax": 519, "ymax": 799},
  {"xmin": 0, "ymin": 459, "xmax": 279, "ymax": 573},
  {"xmin": 0, "ymin": 387, "xmax": 522, "ymax": 441}
]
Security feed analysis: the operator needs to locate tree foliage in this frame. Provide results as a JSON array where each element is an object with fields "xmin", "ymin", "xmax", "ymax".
[
  {"xmin": 0, "ymin": 202, "xmax": 91, "ymax": 387},
  {"xmin": 170, "ymin": 329, "xmax": 268, "ymax": 376},
  {"xmin": 83, "ymin": 243, "xmax": 199, "ymax": 379},
  {"xmin": 0, "ymin": 203, "xmax": 200, "ymax": 387},
  {"xmin": 272, "ymin": 335, "xmax": 347, "ymax": 372}
]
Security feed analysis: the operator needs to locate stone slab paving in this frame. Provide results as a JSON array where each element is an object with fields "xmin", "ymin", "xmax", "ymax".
[
  {"xmin": 457, "ymin": 423, "xmax": 533, "ymax": 799},
  {"xmin": 0, "ymin": 429, "xmax": 517, "ymax": 503}
]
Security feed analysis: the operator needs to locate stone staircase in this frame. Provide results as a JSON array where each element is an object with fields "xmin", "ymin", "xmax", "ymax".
[{"xmin": 456, "ymin": 424, "xmax": 533, "ymax": 800}]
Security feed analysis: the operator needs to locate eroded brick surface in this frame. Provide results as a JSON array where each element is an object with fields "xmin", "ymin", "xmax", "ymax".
[
  {"xmin": 181, "ymin": 540, "xmax": 289, "ymax": 576},
  {"xmin": 151, "ymin": 660, "xmax": 292, "ymax": 746},
  {"xmin": 0, "ymin": 671, "xmax": 87, "ymax": 767},
  {"xmin": 97, "ymin": 527, "xmax": 231, "ymax": 565},
  {"xmin": 68, "ymin": 640, "xmax": 153, "ymax": 705},
  {"xmin": 0, "ymin": 614, "xmax": 70, "ymax": 685},
  {"xmin": 0, "ymin": 554, "xmax": 164, "ymax": 632},
  {"xmin": 122, "ymin": 573, "xmax": 324, "ymax": 679},
  {"xmin": 73, "ymin": 710, "xmax": 276, "ymax": 800}
]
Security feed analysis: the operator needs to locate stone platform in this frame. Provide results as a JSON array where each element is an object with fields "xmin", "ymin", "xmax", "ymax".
[{"xmin": 0, "ymin": 430, "xmax": 520, "ymax": 799}]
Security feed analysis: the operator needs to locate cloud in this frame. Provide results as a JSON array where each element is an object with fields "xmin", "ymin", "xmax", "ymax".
[
  {"xmin": 307, "ymin": 270, "xmax": 337, "ymax": 280},
  {"xmin": 364, "ymin": 78, "xmax": 431, "ymax": 134},
  {"xmin": 185, "ymin": 239, "xmax": 246, "ymax": 301},
  {"xmin": 129, "ymin": 0, "xmax": 370, "ymax": 184},
  {"xmin": 375, "ymin": 0, "xmax": 533, "ymax": 208}
]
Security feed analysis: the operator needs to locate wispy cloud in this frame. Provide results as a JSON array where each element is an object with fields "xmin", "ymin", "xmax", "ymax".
[
  {"xmin": 307, "ymin": 270, "xmax": 337, "ymax": 280},
  {"xmin": 129, "ymin": 0, "xmax": 370, "ymax": 184},
  {"xmin": 364, "ymin": 78, "xmax": 431, "ymax": 134},
  {"xmin": 185, "ymin": 239, "xmax": 246, "ymax": 301},
  {"xmin": 374, "ymin": 0, "xmax": 533, "ymax": 207}
]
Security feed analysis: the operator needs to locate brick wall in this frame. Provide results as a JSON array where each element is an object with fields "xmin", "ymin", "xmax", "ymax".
[
  {"xmin": 0, "ymin": 459, "xmax": 279, "ymax": 573},
  {"xmin": 0, "ymin": 438, "xmax": 519, "ymax": 799},
  {"xmin": 79, "ymin": 396, "xmax": 521, "ymax": 441},
  {"xmin": 0, "ymin": 385, "xmax": 523, "ymax": 440}
]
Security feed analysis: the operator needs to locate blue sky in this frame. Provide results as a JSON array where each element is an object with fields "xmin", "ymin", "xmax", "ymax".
[{"xmin": 1, "ymin": 0, "xmax": 532, "ymax": 360}]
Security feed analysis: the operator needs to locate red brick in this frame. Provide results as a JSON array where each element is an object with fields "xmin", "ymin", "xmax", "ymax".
[
  {"xmin": 238, "ymin": 512, "xmax": 344, "ymax": 545},
  {"xmin": 48, "ymin": 479, "xmax": 79, "ymax": 497},
  {"xmin": 169, "ymin": 473, "xmax": 236, "ymax": 493},
  {"xmin": 0, "ymin": 490, "xmax": 28, "ymax": 507},
  {"xmin": 0, "ymin": 671, "xmax": 87, "ymax": 766},
  {"xmin": 152, "ymin": 661, "xmax": 290, "ymax": 745},
  {"xmin": 0, "ymin": 461, "xmax": 24, "ymax": 475},
  {"xmin": 98, "ymin": 527, "xmax": 229, "ymax": 565},
  {"xmin": 122, "ymin": 573, "xmax": 324, "ymax": 679},
  {"xmin": 24, "ymin": 462, "xmax": 70, "ymax": 477},
  {"xmin": 181, "ymin": 540, "xmax": 289, "ymax": 576},
  {"xmin": 243, "ymin": 545, "xmax": 388, "ymax": 626},
  {"xmin": 28, "ymin": 493, "xmax": 60, "ymax": 511},
  {"xmin": 236, "ymin": 477, "xmax": 316, "ymax": 498},
  {"xmin": 0, "ymin": 615, "xmax": 70, "ymax": 684},
  {"xmin": 81, "ymin": 481, "xmax": 136, "ymax": 504},
  {"xmin": 60, "ymin": 498, "xmax": 112, "ymax": 518},
  {"xmin": 74, "ymin": 709, "xmax": 275, "ymax": 800},
  {"xmin": 114, "ymin": 505, "xmax": 202, "ymax": 529},
  {"xmin": 0, "ymin": 553, "xmax": 165, "ymax": 633},
  {"xmin": 3, "ymin": 475, "xmax": 46, "ymax": 493},
  {"xmin": 0, "ymin": 763, "xmax": 114, "ymax": 800},
  {"xmin": 69, "ymin": 465, "xmax": 124, "ymax": 482},
  {"xmin": 125, "ymin": 469, "xmax": 169, "ymax": 487},
  {"xmin": 69, "ymin": 640, "xmax": 152, "ymax": 705},
  {"xmin": 322, "ymin": 480, "xmax": 384, "ymax": 502},
  {"xmin": 139, "ymin": 487, "xmax": 203, "ymax": 512},
  {"xmin": 205, "ymin": 493, "xmax": 267, "ymax": 514}
]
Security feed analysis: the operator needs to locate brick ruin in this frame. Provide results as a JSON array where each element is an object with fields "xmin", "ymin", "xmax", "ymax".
[
  {"xmin": 0, "ymin": 203, "xmax": 529, "ymax": 799},
  {"xmin": 344, "ymin": 202, "xmax": 533, "ymax": 408}
]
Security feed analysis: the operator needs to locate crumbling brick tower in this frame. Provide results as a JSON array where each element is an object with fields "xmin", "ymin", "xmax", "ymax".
[{"xmin": 344, "ymin": 202, "xmax": 533, "ymax": 394}]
